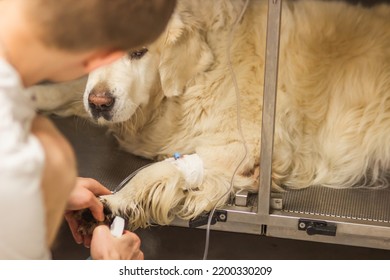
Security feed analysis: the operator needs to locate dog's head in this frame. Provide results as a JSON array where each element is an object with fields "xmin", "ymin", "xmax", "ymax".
[{"xmin": 84, "ymin": 9, "xmax": 214, "ymax": 124}]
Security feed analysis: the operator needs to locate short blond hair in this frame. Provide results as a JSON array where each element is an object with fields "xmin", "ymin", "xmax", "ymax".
[{"xmin": 27, "ymin": 0, "xmax": 176, "ymax": 51}]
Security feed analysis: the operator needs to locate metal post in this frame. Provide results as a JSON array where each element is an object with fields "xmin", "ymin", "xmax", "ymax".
[{"xmin": 258, "ymin": 0, "xmax": 282, "ymax": 216}]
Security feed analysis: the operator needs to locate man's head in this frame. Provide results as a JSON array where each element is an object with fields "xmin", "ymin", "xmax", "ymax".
[
  {"xmin": 26, "ymin": 0, "xmax": 177, "ymax": 52},
  {"xmin": 0, "ymin": 0, "xmax": 176, "ymax": 86}
]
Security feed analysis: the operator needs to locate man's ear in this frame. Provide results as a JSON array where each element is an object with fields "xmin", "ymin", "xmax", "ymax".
[{"xmin": 83, "ymin": 50, "xmax": 126, "ymax": 72}]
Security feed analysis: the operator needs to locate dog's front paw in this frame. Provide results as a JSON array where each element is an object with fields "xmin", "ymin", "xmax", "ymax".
[
  {"xmin": 72, "ymin": 202, "xmax": 114, "ymax": 236},
  {"xmin": 100, "ymin": 159, "xmax": 195, "ymax": 230}
]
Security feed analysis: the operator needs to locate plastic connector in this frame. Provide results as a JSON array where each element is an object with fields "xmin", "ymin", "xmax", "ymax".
[{"xmin": 110, "ymin": 216, "xmax": 125, "ymax": 237}]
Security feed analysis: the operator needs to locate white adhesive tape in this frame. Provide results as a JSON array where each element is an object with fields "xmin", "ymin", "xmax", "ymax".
[{"xmin": 165, "ymin": 154, "xmax": 204, "ymax": 190}]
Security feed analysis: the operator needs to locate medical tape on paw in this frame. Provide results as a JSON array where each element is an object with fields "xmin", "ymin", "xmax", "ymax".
[{"xmin": 164, "ymin": 153, "xmax": 204, "ymax": 190}]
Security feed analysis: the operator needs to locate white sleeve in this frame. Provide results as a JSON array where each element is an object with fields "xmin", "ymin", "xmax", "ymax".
[{"xmin": 0, "ymin": 60, "xmax": 51, "ymax": 259}]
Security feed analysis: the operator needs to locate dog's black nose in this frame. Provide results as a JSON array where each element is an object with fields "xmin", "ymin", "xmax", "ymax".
[{"xmin": 88, "ymin": 88, "xmax": 115, "ymax": 118}]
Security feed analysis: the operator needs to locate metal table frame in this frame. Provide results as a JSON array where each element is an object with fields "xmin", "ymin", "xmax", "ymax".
[{"xmin": 172, "ymin": 0, "xmax": 390, "ymax": 251}]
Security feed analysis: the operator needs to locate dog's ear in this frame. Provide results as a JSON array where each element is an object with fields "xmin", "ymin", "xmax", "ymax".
[{"xmin": 158, "ymin": 13, "xmax": 214, "ymax": 97}]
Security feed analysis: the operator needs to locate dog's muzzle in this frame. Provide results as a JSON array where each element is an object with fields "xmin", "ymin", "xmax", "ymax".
[{"xmin": 88, "ymin": 89, "xmax": 115, "ymax": 120}]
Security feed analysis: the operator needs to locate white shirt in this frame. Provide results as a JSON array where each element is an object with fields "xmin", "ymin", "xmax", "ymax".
[{"xmin": 0, "ymin": 59, "xmax": 50, "ymax": 259}]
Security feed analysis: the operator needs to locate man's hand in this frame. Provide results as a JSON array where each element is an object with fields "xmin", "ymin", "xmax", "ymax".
[
  {"xmin": 90, "ymin": 226, "xmax": 144, "ymax": 260},
  {"xmin": 64, "ymin": 177, "xmax": 111, "ymax": 247}
]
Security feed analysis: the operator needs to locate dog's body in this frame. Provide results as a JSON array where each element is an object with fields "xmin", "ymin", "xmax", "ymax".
[{"xmin": 32, "ymin": 0, "xmax": 390, "ymax": 229}]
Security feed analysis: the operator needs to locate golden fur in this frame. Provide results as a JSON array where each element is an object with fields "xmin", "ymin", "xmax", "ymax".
[{"xmin": 32, "ymin": 0, "xmax": 390, "ymax": 229}]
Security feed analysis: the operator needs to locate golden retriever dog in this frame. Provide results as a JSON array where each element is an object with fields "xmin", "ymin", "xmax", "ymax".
[{"xmin": 31, "ymin": 0, "xmax": 390, "ymax": 230}]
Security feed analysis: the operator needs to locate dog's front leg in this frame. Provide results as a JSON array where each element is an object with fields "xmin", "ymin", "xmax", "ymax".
[{"xmin": 100, "ymin": 155, "xmax": 203, "ymax": 230}]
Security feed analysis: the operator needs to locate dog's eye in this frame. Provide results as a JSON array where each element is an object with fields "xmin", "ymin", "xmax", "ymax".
[{"xmin": 128, "ymin": 48, "xmax": 148, "ymax": 60}]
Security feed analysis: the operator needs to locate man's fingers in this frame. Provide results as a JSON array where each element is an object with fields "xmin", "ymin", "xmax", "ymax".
[
  {"xmin": 88, "ymin": 195, "xmax": 106, "ymax": 222},
  {"xmin": 64, "ymin": 212, "xmax": 83, "ymax": 244},
  {"xmin": 78, "ymin": 178, "xmax": 112, "ymax": 196},
  {"xmin": 76, "ymin": 178, "xmax": 111, "ymax": 221}
]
